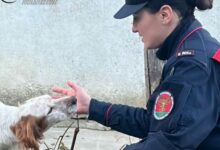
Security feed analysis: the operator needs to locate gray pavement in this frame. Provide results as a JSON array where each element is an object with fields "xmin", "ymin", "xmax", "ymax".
[{"xmin": 40, "ymin": 127, "xmax": 139, "ymax": 150}]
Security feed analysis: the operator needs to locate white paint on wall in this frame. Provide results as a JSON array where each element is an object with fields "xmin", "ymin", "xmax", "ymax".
[
  {"xmin": 0, "ymin": 0, "xmax": 219, "ymax": 107},
  {"xmin": 0, "ymin": 0, "xmax": 145, "ymax": 106}
]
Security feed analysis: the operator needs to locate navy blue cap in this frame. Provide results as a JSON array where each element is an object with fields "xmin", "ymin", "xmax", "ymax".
[{"xmin": 114, "ymin": 0, "xmax": 149, "ymax": 19}]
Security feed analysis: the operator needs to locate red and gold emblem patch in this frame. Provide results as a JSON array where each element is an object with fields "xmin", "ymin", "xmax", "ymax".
[{"xmin": 154, "ymin": 91, "xmax": 174, "ymax": 120}]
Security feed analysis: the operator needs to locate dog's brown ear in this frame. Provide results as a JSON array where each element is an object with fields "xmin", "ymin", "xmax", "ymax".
[
  {"xmin": 10, "ymin": 115, "xmax": 48, "ymax": 150},
  {"xmin": 36, "ymin": 115, "xmax": 48, "ymax": 133}
]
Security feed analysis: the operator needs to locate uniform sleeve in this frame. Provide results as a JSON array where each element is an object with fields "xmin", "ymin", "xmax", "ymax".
[
  {"xmin": 88, "ymin": 99, "xmax": 150, "ymax": 138},
  {"xmin": 123, "ymin": 59, "xmax": 220, "ymax": 150}
]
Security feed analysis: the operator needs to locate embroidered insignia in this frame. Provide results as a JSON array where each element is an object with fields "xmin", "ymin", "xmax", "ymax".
[
  {"xmin": 154, "ymin": 91, "xmax": 174, "ymax": 120},
  {"xmin": 177, "ymin": 50, "xmax": 195, "ymax": 57}
]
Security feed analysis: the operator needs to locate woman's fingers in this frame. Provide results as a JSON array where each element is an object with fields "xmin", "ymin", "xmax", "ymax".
[
  {"xmin": 67, "ymin": 81, "xmax": 78, "ymax": 91},
  {"xmin": 52, "ymin": 87, "xmax": 76, "ymax": 96},
  {"xmin": 51, "ymin": 81, "xmax": 78, "ymax": 97},
  {"xmin": 52, "ymin": 87, "xmax": 67, "ymax": 94},
  {"xmin": 51, "ymin": 96, "xmax": 62, "ymax": 99}
]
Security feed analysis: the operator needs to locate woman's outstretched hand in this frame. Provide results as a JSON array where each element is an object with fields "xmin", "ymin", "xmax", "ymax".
[{"xmin": 52, "ymin": 81, "xmax": 91, "ymax": 114}]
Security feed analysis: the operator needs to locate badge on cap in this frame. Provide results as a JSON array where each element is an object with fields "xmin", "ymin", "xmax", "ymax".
[{"xmin": 154, "ymin": 91, "xmax": 174, "ymax": 120}]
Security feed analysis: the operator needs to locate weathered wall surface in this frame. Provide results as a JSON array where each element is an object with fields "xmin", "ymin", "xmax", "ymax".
[
  {"xmin": 0, "ymin": 0, "xmax": 146, "ymax": 106},
  {"xmin": 0, "ymin": 0, "xmax": 220, "ymax": 109}
]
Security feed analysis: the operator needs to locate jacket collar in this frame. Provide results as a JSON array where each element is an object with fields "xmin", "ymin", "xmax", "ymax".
[{"xmin": 156, "ymin": 16, "xmax": 202, "ymax": 60}]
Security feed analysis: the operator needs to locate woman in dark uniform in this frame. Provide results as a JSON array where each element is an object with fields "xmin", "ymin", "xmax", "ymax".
[{"xmin": 53, "ymin": 0, "xmax": 220, "ymax": 149}]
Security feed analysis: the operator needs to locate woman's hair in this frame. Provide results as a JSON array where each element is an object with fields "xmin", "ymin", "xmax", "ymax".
[{"xmin": 144, "ymin": 0, "xmax": 213, "ymax": 17}]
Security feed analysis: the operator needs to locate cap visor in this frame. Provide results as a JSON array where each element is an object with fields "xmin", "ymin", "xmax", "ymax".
[{"xmin": 114, "ymin": 2, "xmax": 148, "ymax": 19}]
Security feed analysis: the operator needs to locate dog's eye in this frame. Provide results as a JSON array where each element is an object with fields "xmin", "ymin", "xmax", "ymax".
[{"xmin": 47, "ymin": 107, "xmax": 53, "ymax": 115}]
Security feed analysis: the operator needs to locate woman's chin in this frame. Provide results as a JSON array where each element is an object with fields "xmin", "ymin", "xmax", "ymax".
[
  {"xmin": 144, "ymin": 43, "xmax": 160, "ymax": 50},
  {"xmin": 144, "ymin": 43, "xmax": 151, "ymax": 49}
]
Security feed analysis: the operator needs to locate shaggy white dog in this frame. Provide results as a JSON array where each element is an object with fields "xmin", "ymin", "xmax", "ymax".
[{"xmin": 0, "ymin": 95, "xmax": 77, "ymax": 150}]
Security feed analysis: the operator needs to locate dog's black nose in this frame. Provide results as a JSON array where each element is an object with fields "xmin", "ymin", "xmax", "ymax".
[{"xmin": 71, "ymin": 97, "xmax": 77, "ymax": 105}]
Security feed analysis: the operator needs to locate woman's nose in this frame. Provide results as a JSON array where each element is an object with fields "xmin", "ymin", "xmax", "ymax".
[{"xmin": 132, "ymin": 24, "xmax": 138, "ymax": 33}]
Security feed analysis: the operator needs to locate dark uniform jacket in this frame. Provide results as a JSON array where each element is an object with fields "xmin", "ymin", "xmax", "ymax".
[{"xmin": 88, "ymin": 16, "xmax": 220, "ymax": 150}]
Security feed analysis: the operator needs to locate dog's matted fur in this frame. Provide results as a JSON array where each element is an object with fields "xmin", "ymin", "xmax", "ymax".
[{"xmin": 0, "ymin": 95, "xmax": 76, "ymax": 150}]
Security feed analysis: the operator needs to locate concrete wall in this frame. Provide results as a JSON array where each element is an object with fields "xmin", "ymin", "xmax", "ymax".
[
  {"xmin": 0, "ymin": 0, "xmax": 145, "ymax": 106},
  {"xmin": 0, "ymin": 0, "xmax": 220, "ymax": 108}
]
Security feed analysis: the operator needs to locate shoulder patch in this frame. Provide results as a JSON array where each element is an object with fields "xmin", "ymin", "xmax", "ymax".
[
  {"xmin": 212, "ymin": 49, "xmax": 220, "ymax": 63},
  {"xmin": 154, "ymin": 91, "xmax": 174, "ymax": 120},
  {"xmin": 176, "ymin": 50, "xmax": 195, "ymax": 57}
]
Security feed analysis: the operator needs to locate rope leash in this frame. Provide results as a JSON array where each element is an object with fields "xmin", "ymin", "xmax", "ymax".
[{"xmin": 70, "ymin": 113, "xmax": 80, "ymax": 150}]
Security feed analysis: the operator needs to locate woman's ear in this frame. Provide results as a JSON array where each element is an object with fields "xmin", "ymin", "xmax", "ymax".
[
  {"xmin": 10, "ymin": 115, "xmax": 48, "ymax": 150},
  {"xmin": 158, "ymin": 5, "xmax": 174, "ymax": 25}
]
